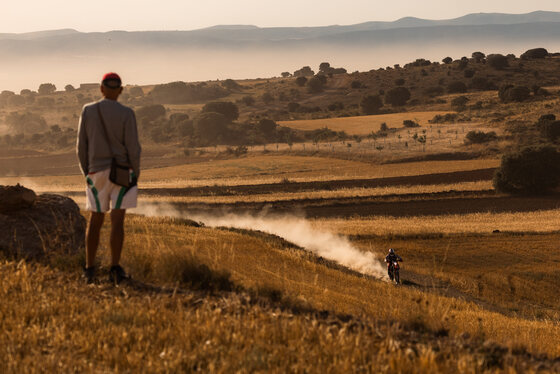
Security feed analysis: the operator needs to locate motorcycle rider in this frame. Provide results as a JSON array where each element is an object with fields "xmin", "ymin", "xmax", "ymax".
[{"xmin": 385, "ymin": 248, "xmax": 403, "ymax": 280}]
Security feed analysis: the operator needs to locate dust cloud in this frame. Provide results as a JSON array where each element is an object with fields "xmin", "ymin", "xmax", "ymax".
[{"xmin": 132, "ymin": 202, "xmax": 386, "ymax": 279}]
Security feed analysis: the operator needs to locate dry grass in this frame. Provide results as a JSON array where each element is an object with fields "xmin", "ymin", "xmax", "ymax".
[
  {"xmin": 1, "ymin": 156, "xmax": 499, "ymax": 192},
  {"xmin": 313, "ymin": 209, "xmax": 560, "ymax": 236},
  {"xmin": 128, "ymin": 181, "xmax": 492, "ymax": 204},
  {"xmin": 3, "ymin": 258, "xmax": 547, "ymax": 373},
  {"xmin": 119, "ymin": 217, "xmax": 560, "ymax": 357},
  {"xmin": 278, "ymin": 111, "xmax": 457, "ymax": 135}
]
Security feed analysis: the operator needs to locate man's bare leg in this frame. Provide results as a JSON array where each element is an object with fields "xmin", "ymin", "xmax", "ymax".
[
  {"xmin": 110, "ymin": 209, "xmax": 126, "ymax": 266},
  {"xmin": 86, "ymin": 212, "xmax": 105, "ymax": 268}
]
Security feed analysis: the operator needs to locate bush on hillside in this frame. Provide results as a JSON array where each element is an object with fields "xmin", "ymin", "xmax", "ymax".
[
  {"xmin": 451, "ymin": 96, "xmax": 469, "ymax": 111},
  {"xmin": 201, "ymin": 101, "xmax": 239, "ymax": 122},
  {"xmin": 136, "ymin": 104, "xmax": 166, "ymax": 123},
  {"xmin": 194, "ymin": 112, "xmax": 228, "ymax": 145},
  {"xmin": 498, "ymin": 85, "xmax": 531, "ymax": 103},
  {"xmin": 536, "ymin": 114, "xmax": 560, "ymax": 142},
  {"xmin": 403, "ymin": 120, "xmax": 419, "ymax": 128},
  {"xmin": 442, "ymin": 57, "xmax": 453, "ymax": 64},
  {"xmin": 360, "ymin": 95, "xmax": 383, "ymax": 115},
  {"xmin": 295, "ymin": 76, "xmax": 308, "ymax": 87},
  {"xmin": 493, "ymin": 145, "xmax": 560, "ymax": 194},
  {"xmin": 464, "ymin": 130, "xmax": 497, "ymax": 144},
  {"xmin": 447, "ymin": 81, "xmax": 468, "ymax": 94},
  {"xmin": 385, "ymin": 87, "xmax": 411, "ymax": 107},
  {"xmin": 487, "ymin": 54, "xmax": 509, "ymax": 70},
  {"xmin": 306, "ymin": 76, "xmax": 324, "ymax": 93}
]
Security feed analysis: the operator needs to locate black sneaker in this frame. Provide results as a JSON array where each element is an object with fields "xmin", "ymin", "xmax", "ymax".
[
  {"xmin": 83, "ymin": 266, "xmax": 96, "ymax": 284},
  {"xmin": 109, "ymin": 265, "xmax": 130, "ymax": 285}
]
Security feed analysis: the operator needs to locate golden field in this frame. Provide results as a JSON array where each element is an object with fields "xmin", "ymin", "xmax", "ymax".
[{"xmin": 279, "ymin": 111, "xmax": 457, "ymax": 135}]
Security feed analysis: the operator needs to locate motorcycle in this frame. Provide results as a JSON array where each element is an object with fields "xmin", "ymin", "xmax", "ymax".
[{"xmin": 387, "ymin": 260, "xmax": 400, "ymax": 285}]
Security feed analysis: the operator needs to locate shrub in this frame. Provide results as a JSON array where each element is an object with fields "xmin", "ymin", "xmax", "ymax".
[
  {"xmin": 463, "ymin": 69, "xmax": 475, "ymax": 78},
  {"xmin": 394, "ymin": 78, "xmax": 405, "ymax": 86},
  {"xmin": 221, "ymin": 79, "xmax": 241, "ymax": 90},
  {"xmin": 261, "ymin": 92, "xmax": 274, "ymax": 104},
  {"xmin": 287, "ymin": 102, "xmax": 300, "ymax": 112},
  {"xmin": 487, "ymin": 54, "xmax": 509, "ymax": 70},
  {"xmin": 536, "ymin": 114, "xmax": 560, "ymax": 142},
  {"xmin": 442, "ymin": 57, "xmax": 453, "ymax": 64},
  {"xmin": 493, "ymin": 145, "xmax": 560, "ymax": 194},
  {"xmin": 429, "ymin": 113, "xmax": 459, "ymax": 124},
  {"xmin": 306, "ymin": 76, "xmax": 324, "ymax": 93},
  {"xmin": 451, "ymin": 96, "xmax": 469, "ymax": 111},
  {"xmin": 498, "ymin": 85, "xmax": 531, "ymax": 103},
  {"xmin": 201, "ymin": 101, "xmax": 239, "ymax": 122},
  {"xmin": 471, "ymin": 77, "xmax": 490, "ymax": 90},
  {"xmin": 351, "ymin": 80, "xmax": 362, "ymax": 89},
  {"xmin": 295, "ymin": 76, "xmax": 308, "ymax": 87},
  {"xmin": 464, "ymin": 130, "xmax": 497, "ymax": 144},
  {"xmin": 520, "ymin": 48, "xmax": 548, "ymax": 59},
  {"xmin": 327, "ymin": 102, "xmax": 344, "ymax": 111},
  {"xmin": 385, "ymin": 87, "xmax": 411, "ymax": 107},
  {"xmin": 447, "ymin": 81, "xmax": 468, "ymax": 94},
  {"xmin": 241, "ymin": 95, "xmax": 255, "ymax": 106},
  {"xmin": 194, "ymin": 112, "xmax": 228, "ymax": 144},
  {"xmin": 360, "ymin": 94, "xmax": 383, "ymax": 115},
  {"xmin": 136, "ymin": 104, "xmax": 166, "ymax": 122},
  {"xmin": 423, "ymin": 86, "xmax": 444, "ymax": 97},
  {"xmin": 403, "ymin": 120, "xmax": 419, "ymax": 128}
]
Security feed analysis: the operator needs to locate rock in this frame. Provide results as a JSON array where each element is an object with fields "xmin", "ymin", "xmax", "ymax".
[
  {"xmin": 0, "ymin": 184, "xmax": 37, "ymax": 213},
  {"xmin": 0, "ymin": 186, "xmax": 85, "ymax": 259}
]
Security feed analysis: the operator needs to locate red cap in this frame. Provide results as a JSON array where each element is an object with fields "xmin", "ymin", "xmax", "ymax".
[{"xmin": 101, "ymin": 72, "xmax": 122, "ymax": 88}]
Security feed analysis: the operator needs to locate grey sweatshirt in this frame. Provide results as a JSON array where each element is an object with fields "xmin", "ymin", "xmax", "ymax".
[{"xmin": 76, "ymin": 99, "xmax": 141, "ymax": 177}]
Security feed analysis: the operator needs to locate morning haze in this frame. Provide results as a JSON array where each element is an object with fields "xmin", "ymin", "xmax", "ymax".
[{"xmin": 2, "ymin": 11, "xmax": 560, "ymax": 91}]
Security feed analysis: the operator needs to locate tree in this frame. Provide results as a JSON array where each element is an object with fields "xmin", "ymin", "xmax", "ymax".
[
  {"xmin": 281, "ymin": 72, "xmax": 291, "ymax": 78},
  {"xmin": 521, "ymin": 48, "xmax": 548, "ymax": 59},
  {"xmin": 194, "ymin": 112, "xmax": 228, "ymax": 144},
  {"xmin": 64, "ymin": 84, "xmax": 75, "ymax": 92},
  {"xmin": 385, "ymin": 87, "xmax": 411, "ymax": 107},
  {"xmin": 293, "ymin": 66, "xmax": 314, "ymax": 77},
  {"xmin": 257, "ymin": 119, "xmax": 277, "ymax": 136},
  {"xmin": 493, "ymin": 145, "xmax": 560, "ymax": 194},
  {"xmin": 221, "ymin": 79, "xmax": 241, "ymax": 90},
  {"xmin": 442, "ymin": 57, "xmax": 453, "ymax": 64},
  {"xmin": 201, "ymin": 101, "xmax": 239, "ymax": 122},
  {"xmin": 487, "ymin": 54, "xmax": 509, "ymax": 70},
  {"xmin": 38, "ymin": 83, "xmax": 56, "ymax": 95},
  {"xmin": 471, "ymin": 51, "xmax": 486, "ymax": 63},
  {"xmin": 319, "ymin": 62, "xmax": 331, "ymax": 73},
  {"xmin": 360, "ymin": 95, "xmax": 383, "ymax": 115}
]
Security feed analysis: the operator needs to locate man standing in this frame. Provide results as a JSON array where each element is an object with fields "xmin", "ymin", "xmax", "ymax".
[{"xmin": 77, "ymin": 73, "xmax": 141, "ymax": 284}]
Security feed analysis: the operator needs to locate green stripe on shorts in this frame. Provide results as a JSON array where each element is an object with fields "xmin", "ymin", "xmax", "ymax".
[
  {"xmin": 86, "ymin": 176, "xmax": 101, "ymax": 213},
  {"xmin": 115, "ymin": 186, "xmax": 127, "ymax": 210}
]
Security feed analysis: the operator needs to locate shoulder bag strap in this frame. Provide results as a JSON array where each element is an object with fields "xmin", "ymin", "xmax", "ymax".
[{"xmin": 96, "ymin": 102, "xmax": 115, "ymax": 158}]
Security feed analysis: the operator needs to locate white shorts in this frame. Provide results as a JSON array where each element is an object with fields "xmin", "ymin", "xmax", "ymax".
[{"xmin": 85, "ymin": 169, "xmax": 138, "ymax": 213}]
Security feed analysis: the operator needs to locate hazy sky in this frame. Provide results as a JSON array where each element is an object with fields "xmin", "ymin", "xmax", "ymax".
[{"xmin": 3, "ymin": 0, "xmax": 560, "ymax": 33}]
